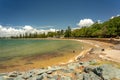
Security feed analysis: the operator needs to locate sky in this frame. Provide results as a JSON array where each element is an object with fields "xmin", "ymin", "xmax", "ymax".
[{"xmin": 0, "ymin": 0, "xmax": 120, "ymax": 37}]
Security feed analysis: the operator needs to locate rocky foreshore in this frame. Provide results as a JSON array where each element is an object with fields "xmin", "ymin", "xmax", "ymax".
[{"xmin": 0, "ymin": 59, "xmax": 120, "ymax": 80}]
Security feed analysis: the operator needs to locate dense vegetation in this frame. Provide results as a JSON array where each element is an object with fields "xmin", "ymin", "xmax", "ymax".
[
  {"xmin": 72, "ymin": 16, "xmax": 120, "ymax": 38},
  {"xmin": 10, "ymin": 16, "xmax": 120, "ymax": 38}
]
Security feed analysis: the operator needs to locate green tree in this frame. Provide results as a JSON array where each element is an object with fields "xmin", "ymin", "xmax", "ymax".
[{"xmin": 64, "ymin": 26, "xmax": 71, "ymax": 38}]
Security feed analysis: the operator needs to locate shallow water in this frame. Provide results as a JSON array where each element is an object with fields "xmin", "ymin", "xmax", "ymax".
[
  {"xmin": 0, "ymin": 39, "xmax": 83, "ymax": 60},
  {"xmin": 0, "ymin": 39, "xmax": 84, "ymax": 72}
]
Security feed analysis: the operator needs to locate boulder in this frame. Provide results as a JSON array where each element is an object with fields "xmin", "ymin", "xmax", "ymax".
[
  {"xmin": 22, "ymin": 72, "xmax": 33, "ymax": 80},
  {"xmin": 0, "ymin": 76, "xmax": 4, "ymax": 80},
  {"xmin": 14, "ymin": 75, "xmax": 23, "ymax": 80},
  {"xmin": 83, "ymin": 72, "xmax": 102, "ymax": 80},
  {"xmin": 37, "ymin": 69, "xmax": 48, "ymax": 75},
  {"xmin": 84, "ymin": 67, "xmax": 93, "ymax": 73},
  {"xmin": 100, "ymin": 64, "xmax": 120, "ymax": 80},
  {"xmin": 8, "ymin": 72, "xmax": 18, "ymax": 77},
  {"xmin": 92, "ymin": 67, "xmax": 104, "ymax": 80},
  {"xmin": 36, "ymin": 75, "xmax": 43, "ymax": 80}
]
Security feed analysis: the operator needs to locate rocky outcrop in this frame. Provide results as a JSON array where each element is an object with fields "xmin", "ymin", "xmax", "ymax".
[{"xmin": 0, "ymin": 60, "xmax": 120, "ymax": 80}]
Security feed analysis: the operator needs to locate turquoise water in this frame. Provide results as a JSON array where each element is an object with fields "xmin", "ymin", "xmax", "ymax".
[{"xmin": 0, "ymin": 39, "xmax": 82, "ymax": 61}]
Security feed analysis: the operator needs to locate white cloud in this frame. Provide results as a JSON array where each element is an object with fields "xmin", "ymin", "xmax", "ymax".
[
  {"xmin": 110, "ymin": 14, "xmax": 120, "ymax": 19},
  {"xmin": 77, "ymin": 19, "xmax": 94, "ymax": 27},
  {"xmin": 0, "ymin": 25, "xmax": 57, "ymax": 37},
  {"xmin": 23, "ymin": 25, "xmax": 34, "ymax": 30},
  {"xmin": 0, "ymin": 26, "xmax": 18, "ymax": 37},
  {"xmin": 111, "ymin": 16, "xmax": 115, "ymax": 19},
  {"xmin": 39, "ymin": 26, "xmax": 54, "ymax": 29}
]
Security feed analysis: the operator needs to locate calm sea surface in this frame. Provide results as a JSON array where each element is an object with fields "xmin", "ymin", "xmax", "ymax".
[{"xmin": 0, "ymin": 39, "xmax": 83, "ymax": 60}]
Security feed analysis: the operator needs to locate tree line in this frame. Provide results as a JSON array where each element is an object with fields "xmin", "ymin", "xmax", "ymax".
[
  {"xmin": 11, "ymin": 30, "xmax": 65, "ymax": 38},
  {"xmin": 72, "ymin": 16, "xmax": 120, "ymax": 38},
  {"xmin": 11, "ymin": 16, "xmax": 120, "ymax": 38}
]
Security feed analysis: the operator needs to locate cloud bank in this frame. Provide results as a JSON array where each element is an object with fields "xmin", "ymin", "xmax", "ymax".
[
  {"xmin": 0, "ymin": 25, "xmax": 56, "ymax": 37},
  {"xmin": 77, "ymin": 19, "xmax": 94, "ymax": 27}
]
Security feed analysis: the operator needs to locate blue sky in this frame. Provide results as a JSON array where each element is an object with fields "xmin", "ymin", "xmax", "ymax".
[{"xmin": 0, "ymin": 0, "xmax": 120, "ymax": 29}]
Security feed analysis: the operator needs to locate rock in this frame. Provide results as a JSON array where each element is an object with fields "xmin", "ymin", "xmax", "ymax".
[
  {"xmin": 46, "ymin": 70, "xmax": 53, "ymax": 74},
  {"xmin": 60, "ymin": 69, "xmax": 74, "ymax": 73},
  {"xmin": 46, "ymin": 66, "xmax": 61, "ymax": 74},
  {"xmin": 83, "ymin": 72, "xmax": 102, "ymax": 80},
  {"xmin": 14, "ymin": 75, "xmax": 23, "ymax": 80},
  {"xmin": 93, "ymin": 67, "xmax": 104, "ymax": 80},
  {"xmin": 76, "ymin": 73, "xmax": 83, "ymax": 80},
  {"xmin": 5, "ymin": 77, "xmax": 14, "ymax": 80},
  {"xmin": 79, "ymin": 62, "xmax": 84, "ymax": 65},
  {"xmin": 61, "ymin": 76, "xmax": 72, "ymax": 80},
  {"xmin": 8, "ymin": 71, "xmax": 18, "ymax": 77},
  {"xmin": 52, "ymin": 75, "xmax": 59, "ymax": 80},
  {"xmin": 82, "ymin": 62, "xmax": 90, "ymax": 67},
  {"xmin": 84, "ymin": 67, "xmax": 93, "ymax": 73},
  {"xmin": 41, "ymin": 73, "xmax": 48, "ymax": 79},
  {"xmin": 93, "ymin": 67, "xmax": 103, "ymax": 76},
  {"xmin": 22, "ymin": 72, "xmax": 33, "ymax": 80},
  {"xmin": 1, "ymin": 60, "xmax": 120, "ymax": 80},
  {"xmin": 9, "ymin": 74, "xmax": 17, "ymax": 77},
  {"xmin": 29, "ymin": 76, "xmax": 37, "ymax": 80},
  {"xmin": 83, "ymin": 64, "xmax": 120, "ymax": 80},
  {"xmin": 0, "ymin": 76, "xmax": 4, "ymax": 80},
  {"xmin": 47, "ymin": 75, "xmax": 59, "ymax": 80},
  {"xmin": 36, "ymin": 75, "xmax": 43, "ymax": 80},
  {"xmin": 67, "ymin": 62, "xmax": 80, "ymax": 70},
  {"xmin": 37, "ymin": 69, "xmax": 48, "ymax": 75},
  {"xmin": 18, "ymin": 72, "xmax": 23, "ymax": 75},
  {"xmin": 83, "ymin": 73, "xmax": 90, "ymax": 80},
  {"xmin": 89, "ymin": 59, "xmax": 97, "ymax": 65},
  {"xmin": 100, "ymin": 64, "xmax": 120, "ymax": 80}
]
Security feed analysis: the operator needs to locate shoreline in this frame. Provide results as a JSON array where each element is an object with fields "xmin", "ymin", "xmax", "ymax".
[
  {"xmin": 0, "ymin": 38, "xmax": 120, "ymax": 80},
  {"xmin": 0, "ymin": 38, "xmax": 120, "ymax": 73}
]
